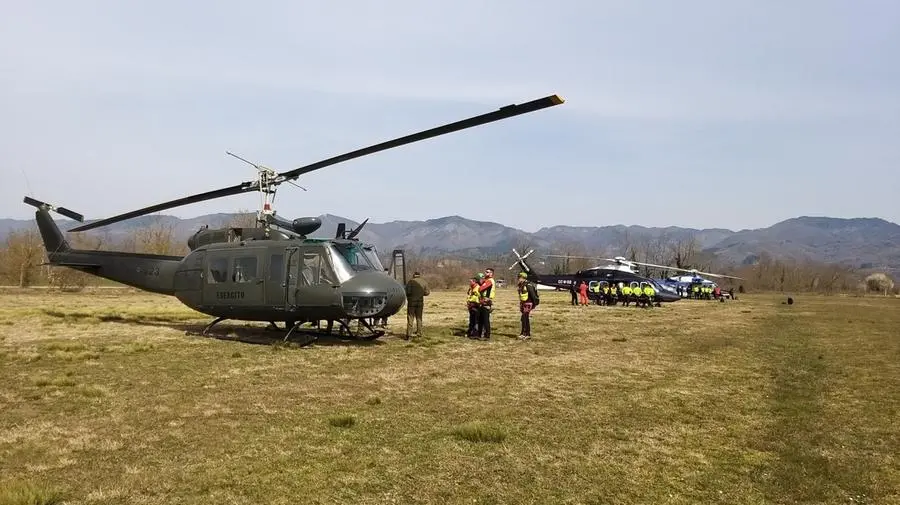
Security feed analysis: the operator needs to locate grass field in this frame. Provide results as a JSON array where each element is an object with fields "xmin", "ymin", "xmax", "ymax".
[{"xmin": 1, "ymin": 287, "xmax": 898, "ymax": 504}]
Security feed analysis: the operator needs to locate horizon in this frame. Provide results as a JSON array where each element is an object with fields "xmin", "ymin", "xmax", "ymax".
[
  {"xmin": 2, "ymin": 1, "xmax": 898, "ymax": 230},
  {"xmin": 3, "ymin": 208, "xmax": 897, "ymax": 235}
]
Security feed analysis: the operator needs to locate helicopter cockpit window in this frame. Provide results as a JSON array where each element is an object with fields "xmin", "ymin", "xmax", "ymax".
[
  {"xmin": 208, "ymin": 257, "xmax": 228, "ymax": 284},
  {"xmin": 232, "ymin": 256, "xmax": 258, "ymax": 283},
  {"xmin": 300, "ymin": 251, "xmax": 338, "ymax": 286},
  {"xmin": 332, "ymin": 243, "xmax": 376, "ymax": 271},
  {"xmin": 362, "ymin": 246, "xmax": 384, "ymax": 271}
]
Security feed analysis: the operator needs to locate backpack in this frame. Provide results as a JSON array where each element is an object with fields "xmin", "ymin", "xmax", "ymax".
[{"xmin": 529, "ymin": 282, "xmax": 540, "ymax": 307}]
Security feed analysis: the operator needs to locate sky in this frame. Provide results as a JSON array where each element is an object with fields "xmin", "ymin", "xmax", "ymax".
[{"xmin": 2, "ymin": 0, "xmax": 898, "ymax": 233}]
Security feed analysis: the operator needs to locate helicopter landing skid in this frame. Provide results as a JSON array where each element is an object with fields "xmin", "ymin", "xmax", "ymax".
[
  {"xmin": 337, "ymin": 318, "xmax": 384, "ymax": 341},
  {"xmin": 283, "ymin": 323, "xmax": 317, "ymax": 346},
  {"xmin": 201, "ymin": 316, "xmax": 228, "ymax": 336}
]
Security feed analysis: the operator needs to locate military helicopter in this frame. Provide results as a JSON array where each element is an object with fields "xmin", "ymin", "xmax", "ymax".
[
  {"xmin": 508, "ymin": 249, "xmax": 683, "ymax": 304},
  {"xmin": 23, "ymin": 94, "xmax": 564, "ymax": 343}
]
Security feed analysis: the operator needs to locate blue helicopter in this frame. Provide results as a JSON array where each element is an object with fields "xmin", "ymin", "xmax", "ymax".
[{"xmin": 541, "ymin": 255, "xmax": 743, "ymax": 298}]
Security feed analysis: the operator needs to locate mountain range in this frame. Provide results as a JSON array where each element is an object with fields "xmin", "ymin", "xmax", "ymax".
[{"xmin": 2, "ymin": 213, "xmax": 898, "ymax": 277}]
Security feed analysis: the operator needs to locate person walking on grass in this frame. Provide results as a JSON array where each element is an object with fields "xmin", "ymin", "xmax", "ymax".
[{"xmin": 405, "ymin": 271, "xmax": 430, "ymax": 339}]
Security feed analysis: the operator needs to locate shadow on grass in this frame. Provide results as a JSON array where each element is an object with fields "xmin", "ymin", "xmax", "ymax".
[{"xmin": 39, "ymin": 309, "xmax": 386, "ymax": 348}]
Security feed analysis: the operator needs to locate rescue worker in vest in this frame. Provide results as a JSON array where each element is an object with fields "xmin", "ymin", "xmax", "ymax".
[
  {"xmin": 466, "ymin": 273, "xmax": 483, "ymax": 337},
  {"xmin": 621, "ymin": 283, "xmax": 632, "ymax": 306},
  {"xmin": 590, "ymin": 282, "xmax": 601, "ymax": 304},
  {"xmin": 517, "ymin": 272, "xmax": 538, "ymax": 340},
  {"xmin": 692, "ymin": 283, "xmax": 700, "ymax": 299},
  {"xmin": 474, "ymin": 268, "xmax": 495, "ymax": 340},
  {"xmin": 405, "ymin": 271, "xmax": 430, "ymax": 340},
  {"xmin": 642, "ymin": 283, "xmax": 656, "ymax": 308},
  {"xmin": 578, "ymin": 280, "xmax": 589, "ymax": 306}
]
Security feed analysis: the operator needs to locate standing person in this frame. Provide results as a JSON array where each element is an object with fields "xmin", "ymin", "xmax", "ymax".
[
  {"xmin": 578, "ymin": 280, "xmax": 589, "ymax": 306},
  {"xmin": 569, "ymin": 284, "xmax": 578, "ymax": 305},
  {"xmin": 466, "ymin": 273, "xmax": 483, "ymax": 337},
  {"xmin": 475, "ymin": 268, "xmax": 496, "ymax": 340},
  {"xmin": 405, "ymin": 271, "xmax": 430, "ymax": 339},
  {"xmin": 517, "ymin": 272, "xmax": 539, "ymax": 340}
]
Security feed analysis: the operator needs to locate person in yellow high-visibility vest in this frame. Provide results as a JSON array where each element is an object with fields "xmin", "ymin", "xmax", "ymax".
[
  {"xmin": 642, "ymin": 283, "xmax": 656, "ymax": 308},
  {"xmin": 466, "ymin": 273, "xmax": 483, "ymax": 337}
]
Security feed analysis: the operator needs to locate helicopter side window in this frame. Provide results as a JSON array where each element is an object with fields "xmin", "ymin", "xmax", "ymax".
[
  {"xmin": 208, "ymin": 257, "xmax": 228, "ymax": 284},
  {"xmin": 232, "ymin": 256, "xmax": 258, "ymax": 283},
  {"xmin": 269, "ymin": 254, "xmax": 284, "ymax": 282},
  {"xmin": 301, "ymin": 251, "xmax": 337, "ymax": 286}
]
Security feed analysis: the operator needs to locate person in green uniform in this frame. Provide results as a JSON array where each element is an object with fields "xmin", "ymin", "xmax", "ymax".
[{"xmin": 405, "ymin": 271, "xmax": 430, "ymax": 339}]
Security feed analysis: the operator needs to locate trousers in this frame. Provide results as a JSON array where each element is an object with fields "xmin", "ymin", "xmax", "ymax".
[
  {"xmin": 519, "ymin": 302, "xmax": 533, "ymax": 336},
  {"xmin": 477, "ymin": 305, "xmax": 491, "ymax": 338},
  {"xmin": 467, "ymin": 303, "xmax": 480, "ymax": 336},
  {"xmin": 406, "ymin": 302, "xmax": 423, "ymax": 337}
]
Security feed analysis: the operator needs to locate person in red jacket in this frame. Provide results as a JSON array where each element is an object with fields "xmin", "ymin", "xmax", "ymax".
[
  {"xmin": 578, "ymin": 280, "xmax": 589, "ymax": 305},
  {"xmin": 473, "ymin": 268, "xmax": 495, "ymax": 340}
]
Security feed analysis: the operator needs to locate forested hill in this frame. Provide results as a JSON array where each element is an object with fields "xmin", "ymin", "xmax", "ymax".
[{"xmin": 2, "ymin": 213, "xmax": 898, "ymax": 276}]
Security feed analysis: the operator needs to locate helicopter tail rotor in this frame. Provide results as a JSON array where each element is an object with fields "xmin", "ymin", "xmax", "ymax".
[{"xmin": 509, "ymin": 248, "xmax": 535, "ymax": 272}]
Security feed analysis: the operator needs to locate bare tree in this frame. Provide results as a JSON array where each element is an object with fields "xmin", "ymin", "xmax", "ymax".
[
  {"xmin": 228, "ymin": 208, "xmax": 259, "ymax": 228},
  {"xmin": 3, "ymin": 228, "xmax": 44, "ymax": 287},
  {"xmin": 134, "ymin": 219, "xmax": 183, "ymax": 255},
  {"xmin": 669, "ymin": 235, "xmax": 700, "ymax": 269},
  {"xmin": 865, "ymin": 273, "xmax": 894, "ymax": 296}
]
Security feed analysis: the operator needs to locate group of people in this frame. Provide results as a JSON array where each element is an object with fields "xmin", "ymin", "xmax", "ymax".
[
  {"xmin": 466, "ymin": 268, "xmax": 539, "ymax": 340},
  {"xmin": 678, "ymin": 283, "xmax": 727, "ymax": 299},
  {"xmin": 403, "ymin": 267, "xmax": 540, "ymax": 341},
  {"xmin": 569, "ymin": 280, "xmax": 660, "ymax": 308}
]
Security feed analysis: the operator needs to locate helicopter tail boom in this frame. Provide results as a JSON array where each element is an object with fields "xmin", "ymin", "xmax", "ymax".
[{"xmin": 27, "ymin": 198, "xmax": 182, "ymax": 295}]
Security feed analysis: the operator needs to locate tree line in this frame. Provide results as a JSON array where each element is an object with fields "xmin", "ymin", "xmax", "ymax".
[{"xmin": 1, "ymin": 220, "xmax": 896, "ymax": 296}]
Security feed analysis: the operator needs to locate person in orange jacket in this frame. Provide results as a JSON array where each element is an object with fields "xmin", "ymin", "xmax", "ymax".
[{"xmin": 578, "ymin": 280, "xmax": 589, "ymax": 305}]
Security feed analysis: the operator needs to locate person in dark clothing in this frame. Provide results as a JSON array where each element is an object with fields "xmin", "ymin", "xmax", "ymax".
[
  {"xmin": 569, "ymin": 284, "xmax": 578, "ymax": 305},
  {"xmin": 405, "ymin": 272, "xmax": 430, "ymax": 339},
  {"xmin": 516, "ymin": 272, "xmax": 538, "ymax": 340}
]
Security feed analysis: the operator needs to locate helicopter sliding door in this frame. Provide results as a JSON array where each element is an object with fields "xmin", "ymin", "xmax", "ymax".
[
  {"xmin": 285, "ymin": 245, "xmax": 341, "ymax": 311},
  {"xmin": 265, "ymin": 248, "xmax": 287, "ymax": 306}
]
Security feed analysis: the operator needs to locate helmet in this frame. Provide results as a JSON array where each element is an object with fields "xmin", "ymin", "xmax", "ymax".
[
  {"xmin": 518, "ymin": 272, "xmax": 527, "ymax": 279},
  {"xmin": 475, "ymin": 272, "xmax": 485, "ymax": 280}
]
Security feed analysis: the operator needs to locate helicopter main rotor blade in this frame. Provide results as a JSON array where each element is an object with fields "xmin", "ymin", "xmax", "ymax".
[
  {"xmin": 543, "ymin": 254, "xmax": 609, "ymax": 261},
  {"xmin": 278, "ymin": 94, "xmax": 565, "ymax": 181},
  {"xmin": 68, "ymin": 94, "xmax": 563, "ymax": 232},
  {"xmin": 68, "ymin": 182, "xmax": 255, "ymax": 232}
]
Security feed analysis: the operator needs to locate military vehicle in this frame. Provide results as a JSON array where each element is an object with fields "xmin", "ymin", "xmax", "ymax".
[{"xmin": 24, "ymin": 94, "xmax": 564, "ymax": 344}]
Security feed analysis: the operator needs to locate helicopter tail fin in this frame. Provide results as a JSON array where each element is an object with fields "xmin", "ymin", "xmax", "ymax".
[{"xmin": 24, "ymin": 197, "xmax": 75, "ymax": 255}]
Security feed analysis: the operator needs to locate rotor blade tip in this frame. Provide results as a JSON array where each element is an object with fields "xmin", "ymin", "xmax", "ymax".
[{"xmin": 550, "ymin": 94, "xmax": 565, "ymax": 105}]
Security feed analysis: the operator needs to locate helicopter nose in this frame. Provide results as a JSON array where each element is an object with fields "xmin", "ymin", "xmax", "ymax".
[
  {"xmin": 338, "ymin": 271, "xmax": 406, "ymax": 319},
  {"xmin": 657, "ymin": 290, "xmax": 682, "ymax": 303}
]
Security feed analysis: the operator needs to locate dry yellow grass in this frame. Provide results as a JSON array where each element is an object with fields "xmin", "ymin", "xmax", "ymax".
[{"xmin": 1, "ymin": 286, "xmax": 898, "ymax": 504}]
